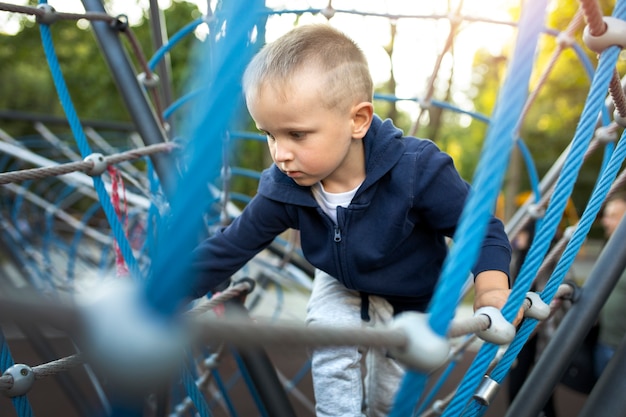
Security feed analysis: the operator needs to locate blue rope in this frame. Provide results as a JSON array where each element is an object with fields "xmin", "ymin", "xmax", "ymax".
[
  {"xmin": 143, "ymin": 0, "xmax": 263, "ymax": 316},
  {"xmin": 390, "ymin": 2, "xmax": 548, "ymax": 415},
  {"xmin": 515, "ymin": 137, "xmax": 541, "ymax": 205},
  {"xmin": 231, "ymin": 350, "xmax": 269, "ymax": 417},
  {"xmin": 210, "ymin": 368, "xmax": 240, "ymax": 417},
  {"xmin": 181, "ymin": 365, "xmax": 212, "ymax": 417},
  {"xmin": 429, "ymin": 0, "xmax": 547, "ymax": 338},
  {"xmin": 468, "ymin": 100, "xmax": 626, "ymax": 417},
  {"xmin": 460, "ymin": 7, "xmax": 626, "ymax": 416},
  {"xmin": 37, "ymin": 3, "xmax": 141, "ymax": 280},
  {"xmin": 413, "ymin": 355, "xmax": 460, "ymax": 416},
  {"xmin": 432, "ymin": 1, "xmax": 550, "ymax": 414},
  {"xmin": 148, "ymin": 17, "xmax": 205, "ymax": 71},
  {"xmin": 483, "ymin": 66, "xmax": 626, "ymax": 417},
  {"xmin": 143, "ymin": 161, "xmax": 162, "ymax": 267},
  {"xmin": 374, "ymin": 93, "xmax": 492, "ymax": 123},
  {"xmin": 285, "ymin": 359, "xmax": 311, "ymax": 393},
  {"xmin": 163, "ymin": 88, "xmax": 205, "ymax": 120}
]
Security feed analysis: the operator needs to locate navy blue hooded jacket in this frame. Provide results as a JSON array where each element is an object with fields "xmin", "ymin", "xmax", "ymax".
[{"xmin": 191, "ymin": 116, "xmax": 511, "ymax": 313}]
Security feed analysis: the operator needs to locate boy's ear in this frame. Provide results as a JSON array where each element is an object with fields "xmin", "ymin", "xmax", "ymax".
[{"xmin": 351, "ymin": 102, "xmax": 374, "ymax": 139}]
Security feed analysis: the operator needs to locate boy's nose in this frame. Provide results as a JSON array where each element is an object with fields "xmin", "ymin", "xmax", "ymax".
[{"xmin": 273, "ymin": 142, "xmax": 293, "ymax": 162}]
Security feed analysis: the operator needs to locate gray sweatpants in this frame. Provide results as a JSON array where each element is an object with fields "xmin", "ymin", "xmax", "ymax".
[{"xmin": 306, "ymin": 270, "xmax": 405, "ymax": 417}]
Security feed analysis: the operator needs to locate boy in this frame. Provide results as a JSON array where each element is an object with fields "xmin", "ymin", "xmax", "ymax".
[{"xmin": 191, "ymin": 24, "xmax": 513, "ymax": 417}]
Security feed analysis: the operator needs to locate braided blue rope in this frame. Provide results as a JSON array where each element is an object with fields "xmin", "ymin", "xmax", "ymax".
[
  {"xmin": 1, "ymin": 327, "xmax": 34, "ymax": 417},
  {"xmin": 460, "ymin": 7, "xmax": 626, "ymax": 416},
  {"xmin": 459, "ymin": 46, "xmax": 621, "ymax": 417},
  {"xmin": 182, "ymin": 365, "xmax": 212, "ymax": 417},
  {"xmin": 231, "ymin": 350, "xmax": 269, "ymax": 417},
  {"xmin": 374, "ymin": 93, "xmax": 492, "ymax": 123},
  {"xmin": 413, "ymin": 352, "xmax": 462, "ymax": 416},
  {"xmin": 37, "ymin": 1, "xmax": 141, "ymax": 280},
  {"xmin": 486, "ymin": 60, "xmax": 626, "ymax": 408},
  {"xmin": 429, "ymin": 0, "xmax": 548, "ymax": 336},
  {"xmin": 469, "ymin": 83, "xmax": 626, "ymax": 417},
  {"xmin": 143, "ymin": 161, "xmax": 162, "ymax": 267},
  {"xmin": 515, "ymin": 138, "xmax": 541, "ymax": 205},
  {"xmin": 389, "ymin": 1, "xmax": 548, "ymax": 415},
  {"xmin": 143, "ymin": 0, "xmax": 263, "ymax": 315},
  {"xmin": 210, "ymin": 369, "xmax": 240, "ymax": 417}
]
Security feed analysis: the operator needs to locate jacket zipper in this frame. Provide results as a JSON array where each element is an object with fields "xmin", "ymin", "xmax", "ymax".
[
  {"xmin": 334, "ymin": 226, "xmax": 342, "ymax": 242},
  {"xmin": 333, "ymin": 210, "xmax": 353, "ymax": 289}
]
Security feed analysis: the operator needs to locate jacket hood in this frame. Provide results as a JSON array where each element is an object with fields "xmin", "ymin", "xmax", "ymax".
[{"xmin": 257, "ymin": 115, "xmax": 405, "ymax": 205}]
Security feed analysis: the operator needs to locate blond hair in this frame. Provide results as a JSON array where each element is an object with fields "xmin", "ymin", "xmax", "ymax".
[{"xmin": 243, "ymin": 24, "xmax": 373, "ymax": 111}]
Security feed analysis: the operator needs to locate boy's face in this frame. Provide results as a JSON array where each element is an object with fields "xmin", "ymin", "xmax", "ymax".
[{"xmin": 246, "ymin": 67, "xmax": 369, "ymax": 192}]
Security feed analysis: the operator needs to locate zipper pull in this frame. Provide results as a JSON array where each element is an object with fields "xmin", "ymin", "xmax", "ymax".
[{"xmin": 334, "ymin": 226, "xmax": 342, "ymax": 242}]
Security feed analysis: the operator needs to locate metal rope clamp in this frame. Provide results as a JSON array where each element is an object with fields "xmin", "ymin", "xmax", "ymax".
[
  {"xmin": 84, "ymin": 153, "xmax": 107, "ymax": 176},
  {"xmin": 583, "ymin": 17, "xmax": 626, "ymax": 127},
  {"xmin": 524, "ymin": 292, "xmax": 550, "ymax": 320},
  {"xmin": 2, "ymin": 364, "xmax": 35, "ymax": 397},
  {"xmin": 583, "ymin": 17, "xmax": 626, "ymax": 53},
  {"xmin": 137, "ymin": 72, "xmax": 160, "ymax": 88},
  {"xmin": 473, "ymin": 374, "xmax": 500, "ymax": 406},
  {"xmin": 474, "ymin": 306, "xmax": 516, "ymax": 345},
  {"xmin": 35, "ymin": 3, "xmax": 58, "ymax": 25},
  {"xmin": 388, "ymin": 311, "xmax": 450, "ymax": 372}
]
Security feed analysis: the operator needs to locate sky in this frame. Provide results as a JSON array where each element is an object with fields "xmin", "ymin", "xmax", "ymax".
[{"xmin": 0, "ymin": 0, "xmax": 519, "ymax": 116}]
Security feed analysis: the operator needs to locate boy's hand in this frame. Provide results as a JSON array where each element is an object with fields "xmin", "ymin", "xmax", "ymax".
[{"xmin": 474, "ymin": 270, "xmax": 524, "ymax": 326}]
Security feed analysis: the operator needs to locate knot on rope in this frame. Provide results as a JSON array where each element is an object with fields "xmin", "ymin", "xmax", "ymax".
[
  {"xmin": 447, "ymin": 11, "xmax": 463, "ymax": 27},
  {"xmin": 594, "ymin": 125, "xmax": 618, "ymax": 143},
  {"xmin": 556, "ymin": 31, "xmax": 575, "ymax": 48}
]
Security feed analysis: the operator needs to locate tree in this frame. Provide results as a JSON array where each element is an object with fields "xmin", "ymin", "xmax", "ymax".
[
  {"xmin": 464, "ymin": 0, "xmax": 623, "ymax": 230},
  {"xmin": 0, "ymin": 1, "xmax": 202, "ymax": 137}
]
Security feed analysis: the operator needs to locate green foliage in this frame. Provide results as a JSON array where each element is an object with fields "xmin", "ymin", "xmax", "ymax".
[
  {"xmin": 463, "ymin": 0, "xmax": 623, "ymax": 233},
  {"xmin": 0, "ymin": 1, "xmax": 201, "ymax": 132}
]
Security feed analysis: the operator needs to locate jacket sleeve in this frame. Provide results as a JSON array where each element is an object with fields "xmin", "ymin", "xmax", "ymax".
[
  {"xmin": 188, "ymin": 195, "xmax": 293, "ymax": 298},
  {"xmin": 473, "ymin": 216, "xmax": 511, "ymax": 279},
  {"xmin": 413, "ymin": 140, "xmax": 511, "ymax": 279}
]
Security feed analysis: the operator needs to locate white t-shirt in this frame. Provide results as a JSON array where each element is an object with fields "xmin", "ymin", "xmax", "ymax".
[{"xmin": 311, "ymin": 182, "xmax": 361, "ymax": 224}]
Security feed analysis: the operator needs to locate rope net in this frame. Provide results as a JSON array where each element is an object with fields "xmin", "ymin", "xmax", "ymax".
[{"xmin": 0, "ymin": 0, "xmax": 625, "ymax": 416}]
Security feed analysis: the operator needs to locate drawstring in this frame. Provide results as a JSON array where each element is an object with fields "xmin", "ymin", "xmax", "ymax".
[{"xmin": 360, "ymin": 292, "xmax": 371, "ymax": 322}]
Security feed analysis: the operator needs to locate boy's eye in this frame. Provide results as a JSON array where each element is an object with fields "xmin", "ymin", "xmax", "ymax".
[{"xmin": 290, "ymin": 132, "xmax": 304, "ymax": 139}]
